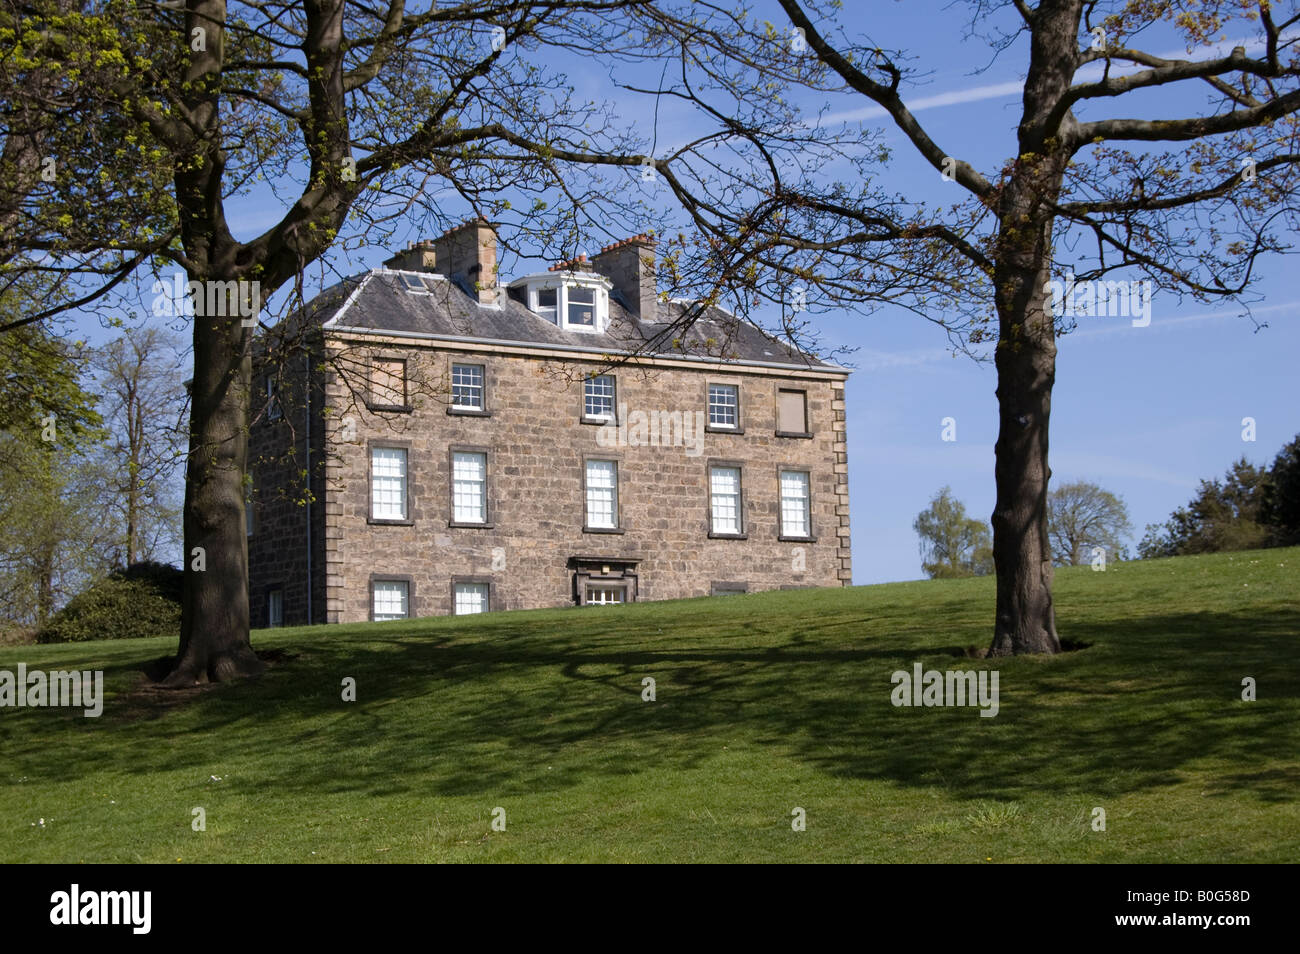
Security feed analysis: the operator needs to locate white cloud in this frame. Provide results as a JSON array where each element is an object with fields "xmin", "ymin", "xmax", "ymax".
[
  {"xmin": 1048, "ymin": 450, "xmax": 1198, "ymax": 489},
  {"xmin": 852, "ymin": 345, "xmax": 972, "ymax": 371},
  {"xmin": 1066, "ymin": 298, "xmax": 1300, "ymax": 342}
]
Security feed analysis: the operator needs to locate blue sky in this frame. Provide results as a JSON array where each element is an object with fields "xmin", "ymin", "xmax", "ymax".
[
  {"xmin": 104, "ymin": 1, "xmax": 1300, "ymax": 583},
  {"xmin": 794, "ymin": 2, "xmax": 1300, "ymax": 582},
  {"xmin": 801, "ymin": 2, "xmax": 1299, "ymax": 582}
]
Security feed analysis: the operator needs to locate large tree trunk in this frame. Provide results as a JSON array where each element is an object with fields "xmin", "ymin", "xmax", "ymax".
[
  {"xmin": 986, "ymin": 1, "xmax": 1079, "ymax": 656},
  {"xmin": 988, "ymin": 276, "xmax": 1061, "ymax": 656},
  {"xmin": 162, "ymin": 304, "xmax": 263, "ymax": 685},
  {"xmin": 159, "ymin": 0, "xmax": 262, "ymax": 685}
]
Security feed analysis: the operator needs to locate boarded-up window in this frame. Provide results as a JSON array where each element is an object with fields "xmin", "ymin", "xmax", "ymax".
[
  {"xmin": 777, "ymin": 389, "xmax": 807, "ymax": 434},
  {"xmin": 371, "ymin": 358, "xmax": 406, "ymax": 407}
]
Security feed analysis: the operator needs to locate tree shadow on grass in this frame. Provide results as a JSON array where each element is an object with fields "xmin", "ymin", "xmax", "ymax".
[{"xmin": 2, "ymin": 606, "xmax": 1296, "ymax": 806}]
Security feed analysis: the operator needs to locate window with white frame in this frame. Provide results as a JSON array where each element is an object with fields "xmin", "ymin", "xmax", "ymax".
[
  {"xmin": 709, "ymin": 384, "xmax": 739, "ymax": 428},
  {"xmin": 370, "ymin": 447, "xmax": 407, "ymax": 521},
  {"xmin": 710, "ymin": 465, "xmax": 743, "ymax": 534},
  {"xmin": 267, "ymin": 589, "xmax": 283, "ymax": 628},
  {"xmin": 372, "ymin": 580, "xmax": 409, "ymax": 621},
  {"xmin": 567, "ymin": 285, "xmax": 596, "ymax": 326},
  {"xmin": 584, "ymin": 374, "xmax": 615, "ymax": 421},
  {"xmin": 585, "ymin": 460, "xmax": 618, "ymax": 529},
  {"xmin": 453, "ymin": 582, "xmax": 490, "ymax": 615},
  {"xmin": 451, "ymin": 363, "xmax": 484, "ymax": 410},
  {"xmin": 584, "ymin": 584, "xmax": 625, "ymax": 605},
  {"xmin": 452, "ymin": 451, "xmax": 487, "ymax": 523},
  {"xmin": 536, "ymin": 287, "xmax": 557, "ymax": 323},
  {"xmin": 780, "ymin": 470, "xmax": 811, "ymax": 537}
]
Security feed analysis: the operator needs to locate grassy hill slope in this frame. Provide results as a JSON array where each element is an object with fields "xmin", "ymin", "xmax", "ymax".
[{"xmin": 2, "ymin": 548, "xmax": 1297, "ymax": 862}]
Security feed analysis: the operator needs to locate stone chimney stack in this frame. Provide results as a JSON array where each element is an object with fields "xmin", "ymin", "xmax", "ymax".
[
  {"xmin": 382, "ymin": 239, "xmax": 437, "ymax": 273},
  {"xmin": 591, "ymin": 233, "xmax": 657, "ymax": 319},
  {"xmin": 432, "ymin": 217, "xmax": 498, "ymax": 305}
]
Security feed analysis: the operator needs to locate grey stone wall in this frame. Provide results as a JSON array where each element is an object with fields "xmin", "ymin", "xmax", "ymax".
[{"xmin": 310, "ymin": 339, "xmax": 851, "ymax": 623}]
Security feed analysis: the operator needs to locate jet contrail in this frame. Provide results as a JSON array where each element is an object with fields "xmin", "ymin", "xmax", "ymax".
[{"xmin": 819, "ymin": 33, "xmax": 1285, "ymax": 126}]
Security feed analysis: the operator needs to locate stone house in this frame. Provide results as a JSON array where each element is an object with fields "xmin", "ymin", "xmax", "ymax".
[{"xmin": 247, "ymin": 219, "xmax": 851, "ymax": 626}]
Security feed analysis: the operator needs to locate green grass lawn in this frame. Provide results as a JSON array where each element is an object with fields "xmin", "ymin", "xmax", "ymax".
[{"xmin": 2, "ymin": 547, "xmax": 1297, "ymax": 863}]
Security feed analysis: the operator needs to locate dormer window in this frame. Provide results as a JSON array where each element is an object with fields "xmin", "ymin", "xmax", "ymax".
[{"xmin": 513, "ymin": 274, "xmax": 611, "ymax": 333}]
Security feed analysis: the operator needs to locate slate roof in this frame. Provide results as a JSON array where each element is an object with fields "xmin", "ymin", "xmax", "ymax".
[{"xmin": 296, "ymin": 267, "xmax": 845, "ymax": 373}]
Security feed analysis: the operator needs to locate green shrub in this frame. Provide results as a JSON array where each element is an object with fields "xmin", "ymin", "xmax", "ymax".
[
  {"xmin": 36, "ymin": 561, "xmax": 182, "ymax": 644},
  {"xmin": 0, "ymin": 623, "xmax": 37, "ymax": 646}
]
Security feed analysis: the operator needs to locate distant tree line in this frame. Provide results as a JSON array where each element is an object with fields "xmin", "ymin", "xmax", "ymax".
[
  {"xmin": 915, "ymin": 480, "xmax": 1134, "ymax": 579},
  {"xmin": 1139, "ymin": 435, "xmax": 1300, "ymax": 559},
  {"xmin": 0, "ymin": 306, "xmax": 185, "ymax": 638},
  {"xmin": 915, "ymin": 435, "xmax": 1300, "ymax": 582}
]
